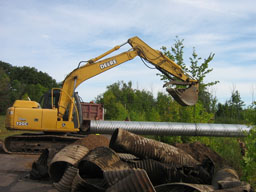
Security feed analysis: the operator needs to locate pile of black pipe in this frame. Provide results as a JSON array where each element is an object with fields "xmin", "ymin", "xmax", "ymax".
[{"xmin": 30, "ymin": 128, "xmax": 253, "ymax": 192}]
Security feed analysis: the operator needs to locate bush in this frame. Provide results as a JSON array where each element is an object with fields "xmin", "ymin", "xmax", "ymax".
[{"xmin": 242, "ymin": 126, "xmax": 256, "ymax": 188}]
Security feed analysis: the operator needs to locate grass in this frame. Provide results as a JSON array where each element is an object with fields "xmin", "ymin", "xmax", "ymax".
[
  {"xmin": 0, "ymin": 115, "xmax": 25, "ymax": 141},
  {"xmin": 202, "ymin": 137, "xmax": 244, "ymax": 174}
]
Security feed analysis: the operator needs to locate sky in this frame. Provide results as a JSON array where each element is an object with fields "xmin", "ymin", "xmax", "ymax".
[{"xmin": 1, "ymin": 0, "xmax": 256, "ymax": 105}]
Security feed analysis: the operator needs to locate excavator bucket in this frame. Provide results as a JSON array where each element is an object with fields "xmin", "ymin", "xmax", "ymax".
[{"xmin": 166, "ymin": 84, "xmax": 199, "ymax": 106}]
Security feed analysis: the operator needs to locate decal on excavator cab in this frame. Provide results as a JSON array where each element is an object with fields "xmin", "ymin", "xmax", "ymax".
[
  {"xmin": 16, "ymin": 122, "xmax": 28, "ymax": 126},
  {"xmin": 100, "ymin": 59, "xmax": 117, "ymax": 70}
]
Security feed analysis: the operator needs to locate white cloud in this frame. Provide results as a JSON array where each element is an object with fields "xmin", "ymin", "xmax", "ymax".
[
  {"xmin": 208, "ymin": 65, "xmax": 256, "ymax": 82},
  {"xmin": 205, "ymin": 64, "xmax": 256, "ymax": 104}
]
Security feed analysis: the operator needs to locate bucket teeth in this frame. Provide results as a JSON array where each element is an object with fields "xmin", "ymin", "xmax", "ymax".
[{"xmin": 167, "ymin": 85, "xmax": 198, "ymax": 106}]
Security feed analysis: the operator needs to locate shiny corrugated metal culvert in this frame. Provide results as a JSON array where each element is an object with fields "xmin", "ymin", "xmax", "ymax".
[{"xmin": 90, "ymin": 120, "xmax": 251, "ymax": 137}]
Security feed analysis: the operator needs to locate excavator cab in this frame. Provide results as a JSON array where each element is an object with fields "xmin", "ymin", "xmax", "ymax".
[
  {"xmin": 39, "ymin": 89, "xmax": 61, "ymax": 109},
  {"xmin": 39, "ymin": 89, "xmax": 83, "ymax": 128}
]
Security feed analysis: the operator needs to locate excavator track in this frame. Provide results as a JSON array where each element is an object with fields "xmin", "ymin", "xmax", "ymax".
[{"xmin": 3, "ymin": 133, "xmax": 84, "ymax": 154}]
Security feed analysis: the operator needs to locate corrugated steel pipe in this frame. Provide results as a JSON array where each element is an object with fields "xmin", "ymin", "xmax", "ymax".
[
  {"xmin": 109, "ymin": 128, "xmax": 199, "ymax": 167},
  {"xmin": 125, "ymin": 159, "xmax": 173, "ymax": 185},
  {"xmin": 154, "ymin": 183, "xmax": 214, "ymax": 192},
  {"xmin": 49, "ymin": 144, "xmax": 89, "ymax": 182},
  {"xmin": 30, "ymin": 149, "xmax": 49, "ymax": 180},
  {"xmin": 53, "ymin": 166, "xmax": 78, "ymax": 192},
  {"xmin": 117, "ymin": 153, "xmax": 139, "ymax": 161},
  {"xmin": 127, "ymin": 158, "xmax": 213, "ymax": 185},
  {"xmin": 103, "ymin": 168, "xmax": 141, "ymax": 186},
  {"xmin": 90, "ymin": 120, "xmax": 252, "ymax": 137},
  {"xmin": 105, "ymin": 169, "xmax": 156, "ymax": 192},
  {"xmin": 211, "ymin": 168, "xmax": 251, "ymax": 191},
  {"xmin": 78, "ymin": 147, "xmax": 130, "ymax": 179},
  {"xmin": 71, "ymin": 171, "xmax": 106, "ymax": 192}
]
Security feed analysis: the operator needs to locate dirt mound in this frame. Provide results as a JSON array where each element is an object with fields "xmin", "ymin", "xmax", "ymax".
[
  {"xmin": 174, "ymin": 141, "xmax": 225, "ymax": 167},
  {"xmin": 74, "ymin": 134, "xmax": 110, "ymax": 150}
]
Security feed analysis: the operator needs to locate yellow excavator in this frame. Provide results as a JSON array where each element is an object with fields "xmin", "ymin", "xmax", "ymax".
[{"xmin": 4, "ymin": 36, "xmax": 199, "ymax": 153}]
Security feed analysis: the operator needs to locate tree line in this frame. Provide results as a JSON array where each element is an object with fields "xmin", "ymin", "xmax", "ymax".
[{"xmin": 0, "ymin": 61, "xmax": 59, "ymax": 114}]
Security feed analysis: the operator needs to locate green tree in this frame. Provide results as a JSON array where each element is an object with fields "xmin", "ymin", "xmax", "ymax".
[
  {"xmin": 228, "ymin": 90, "xmax": 245, "ymax": 109},
  {"xmin": 189, "ymin": 48, "xmax": 219, "ymax": 89},
  {"xmin": 9, "ymin": 79, "xmax": 25, "ymax": 102},
  {"xmin": 243, "ymin": 102, "xmax": 256, "ymax": 124},
  {"xmin": 155, "ymin": 37, "xmax": 218, "ymax": 143},
  {"xmin": 242, "ymin": 126, "xmax": 256, "ymax": 188},
  {"xmin": 0, "ymin": 68, "xmax": 10, "ymax": 114},
  {"xmin": 215, "ymin": 90, "xmax": 245, "ymax": 124},
  {"xmin": 160, "ymin": 38, "xmax": 187, "ymax": 83},
  {"xmin": 189, "ymin": 49, "xmax": 219, "ymax": 112},
  {"xmin": 0, "ymin": 60, "xmax": 60, "ymax": 112},
  {"xmin": 156, "ymin": 92, "xmax": 173, "ymax": 121},
  {"xmin": 97, "ymin": 87, "xmax": 129, "ymax": 120},
  {"xmin": 96, "ymin": 80, "xmax": 214, "ymax": 127},
  {"xmin": 24, "ymin": 83, "xmax": 48, "ymax": 102},
  {"xmin": 96, "ymin": 81, "xmax": 159, "ymax": 121},
  {"xmin": 160, "ymin": 37, "xmax": 219, "ymax": 113}
]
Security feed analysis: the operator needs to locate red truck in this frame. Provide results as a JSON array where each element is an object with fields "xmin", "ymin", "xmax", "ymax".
[{"xmin": 80, "ymin": 102, "xmax": 104, "ymax": 132}]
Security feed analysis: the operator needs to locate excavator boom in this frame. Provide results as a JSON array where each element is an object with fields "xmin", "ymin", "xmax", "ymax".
[{"xmin": 58, "ymin": 36, "xmax": 198, "ymax": 120}]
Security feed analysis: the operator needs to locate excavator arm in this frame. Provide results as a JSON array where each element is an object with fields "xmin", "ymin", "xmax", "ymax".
[{"xmin": 58, "ymin": 36, "xmax": 199, "ymax": 120}]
